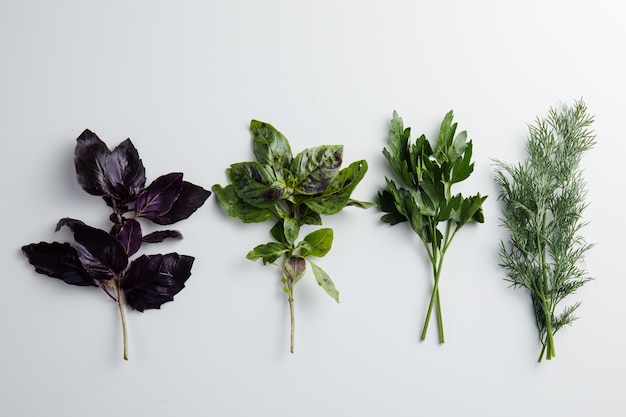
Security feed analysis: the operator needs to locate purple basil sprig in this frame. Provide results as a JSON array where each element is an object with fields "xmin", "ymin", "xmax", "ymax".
[{"xmin": 21, "ymin": 129, "xmax": 210, "ymax": 360}]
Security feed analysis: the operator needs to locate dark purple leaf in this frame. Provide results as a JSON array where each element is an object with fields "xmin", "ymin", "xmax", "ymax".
[
  {"xmin": 21, "ymin": 242, "xmax": 96, "ymax": 286},
  {"xmin": 74, "ymin": 129, "xmax": 110, "ymax": 197},
  {"xmin": 121, "ymin": 253, "xmax": 194, "ymax": 312},
  {"xmin": 118, "ymin": 219, "xmax": 142, "ymax": 256},
  {"xmin": 142, "ymin": 230, "xmax": 183, "ymax": 243},
  {"xmin": 56, "ymin": 218, "xmax": 128, "ymax": 281},
  {"xmin": 134, "ymin": 173, "xmax": 183, "ymax": 220},
  {"xmin": 152, "ymin": 181, "xmax": 211, "ymax": 225},
  {"xmin": 103, "ymin": 139, "xmax": 146, "ymax": 203}
]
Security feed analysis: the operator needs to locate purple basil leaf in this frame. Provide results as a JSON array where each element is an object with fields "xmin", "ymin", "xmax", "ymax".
[
  {"xmin": 142, "ymin": 230, "xmax": 183, "ymax": 243},
  {"xmin": 151, "ymin": 181, "xmax": 211, "ymax": 225},
  {"xmin": 121, "ymin": 253, "xmax": 194, "ymax": 312},
  {"xmin": 103, "ymin": 139, "xmax": 146, "ymax": 203},
  {"xmin": 118, "ymin": 219, "xmax": 142, "ymax": 256},
  {"xmin": 74, "ymin": 129, "xmax": 110, "ymax": 197},
  {"xmin": 134, "ymin": 173, "xmax": 183, "ymax": 220},
  {"xmin": 21, "ymin": 242, "xmax": 96, "ymax": 286},
  {"xmin": 56, "ymin": 218, "xmax": 128, "ymax": 281}
]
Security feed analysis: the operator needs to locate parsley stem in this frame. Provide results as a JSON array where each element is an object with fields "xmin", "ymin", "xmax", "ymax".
[
  {"xmin": 421, "ymin": 223, "xmax": 447, "ymax": 343},
  {"xmin": 421, "ymin": 255, "xmax": 446, "ymax": 343}
]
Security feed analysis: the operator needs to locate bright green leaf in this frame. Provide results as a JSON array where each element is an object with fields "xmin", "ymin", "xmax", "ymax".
[
  {"xmin": 301, "ymin": 228, "xmax": 333, "ymax": 257},
  {"xmin": 246, "ymin": 242, "xmax": 289, "ymax": 264},
  {"xmin": 250, "ymin": 120, "xmax": 293, "ymax": 169},
  {"xmin": 291, "ymin": 145, "xmax": 343, "ymax": 195},
  {"xmin": 228, "ymin": 161, "xmax": 286, "ymax": 208},
  {"xmin": 212, "ymin": 184, "xmax": 272, "ymax": 223},
  {"xmin": 453, "ymin": 193, "xmax": 487, "ymax": 228},
  {"xmin": 450, "ymin": 141, "xmax": 474, "ymax": 184},
  {"xmin": 309, "ymin": 261, "xmax": 339, "ymax": 303},
  {"xmin": 434, "ymin": 110, "xmax": 457, "ymax": 163},
  {"xmin": 297, "ymin": 205, "xmax": 323, "ymax": 225},
  {"xmin": 451, "ymin": 130, "xmax": 468, "ymax": 158},
  {"xmin": 378, "ymin": 190, "xmax": 408, "ymax": 225},
  {"xmin": 345, "ymin": 199, "xmax": 376, "ymax": 209},
  {"xmin": 283, "ymin": 217, "xmax": 300, "ymax": 245},
  {"xmin": 303, "ymin": 160, "xmax": 369, "ymax": 215},
  {"xmin": 270, "ymin": 220, "xmax": 286, "ymax": 243}
]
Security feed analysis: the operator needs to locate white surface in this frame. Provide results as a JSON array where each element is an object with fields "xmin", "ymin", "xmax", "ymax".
[{"xmin": 1, "ymin": 1, "xmax": 624, "ymax": 416}]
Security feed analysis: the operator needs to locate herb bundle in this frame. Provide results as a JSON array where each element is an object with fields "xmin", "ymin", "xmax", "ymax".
[
  {"xmin": 213, "ymin": 120, "xmax": 373, "ymax": 353},
  {"xmin": 22, "ymin": 129, "xmax": 211, "ymax": 360},
  {"xmin": 494, "ymin": 100, "xmax": 595, "ymax": 362},
  {"xmin": 378, "ymin": 111, "xmax": 486, "ymax": 343}
]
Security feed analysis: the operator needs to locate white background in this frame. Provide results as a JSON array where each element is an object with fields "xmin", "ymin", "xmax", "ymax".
[{"xmin": 1, "ymin": 1, "xmax": 624, "ymax": 416}]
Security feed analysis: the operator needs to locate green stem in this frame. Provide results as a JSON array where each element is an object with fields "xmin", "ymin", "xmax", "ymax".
[
  {"xmin": 287, "ymin": 281, "xmax": 295, "ymax": 354},
  {"xmin": 421, "ymin": 259, "xmax": 444, "ymax": 342},
  {"xmin": 421, "ymin": 222, "xmax": 447, "ymax": 343},
  {"xmin": 535, "ymin": 210, "xmax": 555, "ymax": 361}
]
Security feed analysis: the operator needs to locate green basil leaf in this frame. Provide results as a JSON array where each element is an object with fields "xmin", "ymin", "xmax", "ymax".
[
  {"xmin": 228, "ymin": 161, "xmax": 286, "ymax": 208},
  {"xmin": 212, "ymin": 184, "xmax": 272, "ymax": 223},
  {"xmin": 246, "ymin": 242, "xmax": 290, "ymax": 264},
  {"xmin": 301, "ymin": 228, "xmax": 333, "ymax": 257},
  {"xmin": 250, "ymin": 120, "xmax": 293, "ymax": 169},
  {"xmin": 291, "ymin": 145, "xmax": 343, "ymax": 195},
  {"xmin": 309, "ymin": 260, "xmax": 339, "ymax": 302},
  {"xmin": 283, "ymin": 217, "xmax": 300, "ymax": 246},
  {"xmin": 270, "ymin": 220, "xmax": 286, "ymax": 243},
  {"xmin": 345, "ymin": 199, "xmax": 376, "ymax": 209},
  {"xmin": 302, "ymin": 160, "xmax": 369, "ymax": 215},
  {"xmin": 297, "ymin": 205, "xmax": 323, "ymax": 225}
]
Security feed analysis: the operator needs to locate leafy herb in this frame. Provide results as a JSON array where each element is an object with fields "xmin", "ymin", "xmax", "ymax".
[
  {"xmin": 21, "ymin": 129, "xmax": 210, "ymax": 360},
  {"xmin": 494, "ymin": 100, "xmax": 595, "ymax": 362},
  {"xmin": 213, "ymin": 120, "xmax": 373, "ymax": 353},
  {"xmin": 378, "ymin": 111, "xmax": 486, "ymax": 343}
]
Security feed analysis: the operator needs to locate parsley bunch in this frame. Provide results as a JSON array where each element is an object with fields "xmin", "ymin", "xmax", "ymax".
[
  {"xmin": 213, "ymin": 120, "xmax": 373, "ymax": 352},
  {"xmin": 495, "ymin": 100, "xmax": 595, "ymax": 362},
  {"xmin": 378, "ymin": 111, "xmax": 486, "ymax": 343}
]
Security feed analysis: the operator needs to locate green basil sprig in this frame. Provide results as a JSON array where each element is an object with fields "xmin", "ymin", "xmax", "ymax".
[
  {"xmin": 378, "ymin": 111, "xmax": 486, "ymax": 343},
  {"xmin": 213, "ymin": 120, "xmax": 373, "ymax": 353}
]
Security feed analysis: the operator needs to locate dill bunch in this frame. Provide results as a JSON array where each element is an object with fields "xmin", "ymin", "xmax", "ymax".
[{"xmin": 494, "ymin": 99, "xmax": 595, "ymax": 362}]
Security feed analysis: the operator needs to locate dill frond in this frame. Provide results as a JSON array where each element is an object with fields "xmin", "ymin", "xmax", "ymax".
[{"xmin": 494, "ymin": 99, "xmax": 595, "ymax": 362}]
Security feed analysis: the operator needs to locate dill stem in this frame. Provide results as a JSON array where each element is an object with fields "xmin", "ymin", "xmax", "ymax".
[{"xmin": 536, "ymin": 211, "xmax": 556, "ymax": 361}]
